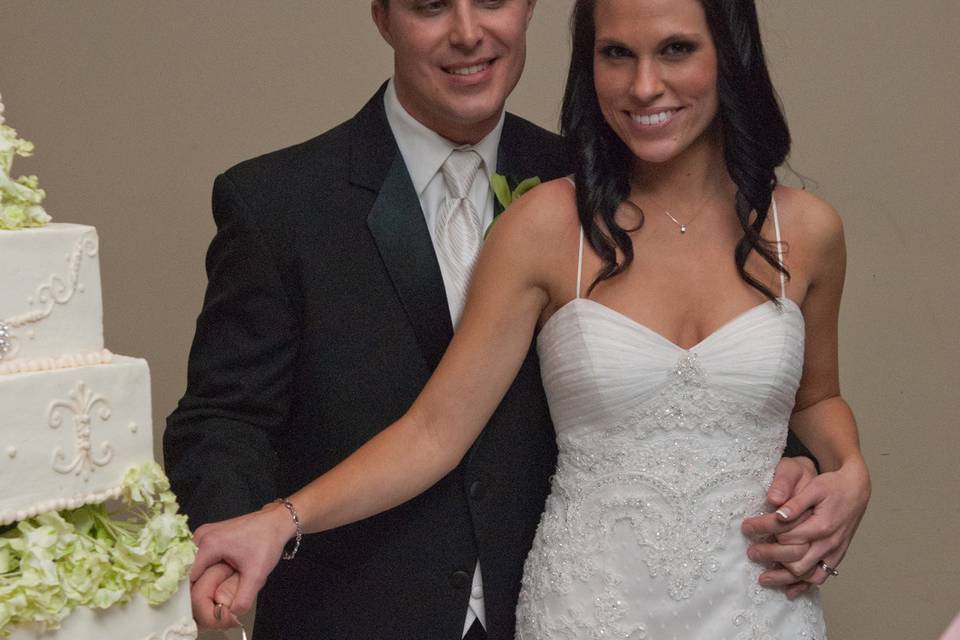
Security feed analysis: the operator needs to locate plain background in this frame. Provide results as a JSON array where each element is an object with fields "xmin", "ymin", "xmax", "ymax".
[{"xmin": 2, "ymin": 2, "xmax": 958, "ymax": 638}]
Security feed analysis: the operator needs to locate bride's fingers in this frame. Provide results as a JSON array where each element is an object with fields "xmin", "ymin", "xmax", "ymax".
[
  {"xmin": 742, "ymin": 508, "xmax": 812, "ymax": 540},
  {"xmin": 230, "ymin": 569, "xmax": 269, "ymax": 617},
  {"xmin": 190, "ymin": 532, "xmax": 229, "ymax": 583},
  {"xmin": 770, "ymin": 481, "xmax": 826, "ymax": 529},
  {"xmin": 782, "ymin": 537, "xmax": 848, "ymax": 583}
]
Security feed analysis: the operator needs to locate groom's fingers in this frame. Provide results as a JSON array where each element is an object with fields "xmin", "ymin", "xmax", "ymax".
[
  {"xmin": 748, "ymin": 541, "xmax": 810, "ymax": 566},
  {"xmin": 767, "ymin": 456, "xmax": 817, "ymax": 505},
  {"xmin": 214, "ymin": 572, "xmax": 240, "ymax": 610},
  {"xmin": 191, "ymin": 563, "xmax": 236, "ymax": 629}
]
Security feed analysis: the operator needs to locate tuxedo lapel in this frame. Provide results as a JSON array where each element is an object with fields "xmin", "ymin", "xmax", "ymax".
[
  {"xmin": 351, "ymin": 87, "xmax": 454, "ymax": 372},
  {"xmin": 495, "ymin": 113, "xmax": 551, "ymax": 188}
]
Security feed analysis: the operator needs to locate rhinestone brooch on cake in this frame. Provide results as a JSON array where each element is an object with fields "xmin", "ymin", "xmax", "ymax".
[{"xmin": 0, "ymin": 321, "xmax": 12, "ymax": 359}]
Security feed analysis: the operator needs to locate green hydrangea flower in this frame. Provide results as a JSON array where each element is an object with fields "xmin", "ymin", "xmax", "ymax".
[
  {"xmin": 0, "ymin": 92, "xmax": 50, "ymax": 230},
  {"xmin": 0, "ymin": 462, "xmax": 195, "ymax": 637}
]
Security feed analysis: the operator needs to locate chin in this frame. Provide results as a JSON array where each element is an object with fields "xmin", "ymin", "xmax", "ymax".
[{"xmin": 445, "ymin": 98, "xmax": 503, "ymax": 128}]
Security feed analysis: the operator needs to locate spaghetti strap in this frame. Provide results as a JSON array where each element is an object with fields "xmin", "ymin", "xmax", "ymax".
[
  {"xmin": 576, "ymin": 227, "xmax": 584, "ymax": 300},
  {"xmin": 771, "ymin": 195, "xmax": 787, "ymax": 299}
]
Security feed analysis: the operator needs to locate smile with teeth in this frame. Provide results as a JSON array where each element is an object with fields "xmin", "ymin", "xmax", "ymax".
[
  {"xmin": 631, "ymin": 109, "xmax": 680, "ymax": 126},
  {"xmin": 446, "ymin": 61, "xmax": 492, "ymax": 76}
]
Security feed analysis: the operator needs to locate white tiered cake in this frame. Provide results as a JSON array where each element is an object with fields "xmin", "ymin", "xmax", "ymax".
[{"xmin": 0, "ymin": 95, "xmax": 197, "ymax": 639}]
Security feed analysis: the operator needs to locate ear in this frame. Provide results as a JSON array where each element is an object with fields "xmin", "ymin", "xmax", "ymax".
[
  {"xmin": 371, "ymin": 1, "xmax": 393, "ymax": 47},
  {"xmin": 525, "ymin": 0, "xmax": 538, "ymax": 24}
]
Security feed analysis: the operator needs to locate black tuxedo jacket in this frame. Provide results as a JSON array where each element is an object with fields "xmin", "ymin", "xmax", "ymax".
[{"xmin": 164, "ymin": 85, "xmax": 569, "ymax": 639}]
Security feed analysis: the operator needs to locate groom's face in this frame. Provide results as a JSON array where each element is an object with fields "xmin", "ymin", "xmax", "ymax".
[{"xmin": 372, "ymin": 0, "xmax": 537, "ymax": 145}]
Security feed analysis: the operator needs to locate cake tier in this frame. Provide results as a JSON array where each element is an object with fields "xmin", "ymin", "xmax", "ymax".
[
  {"xmin": 7, "ymin": 578, "xmax": 198, "ymax": 640},
  {"xmin": 0, "ymin": 224, "xmax": 104, "ymax": 363},
  {"xmin": 0, "ymin": 355, "xmax": 153, "ymax": 525}
]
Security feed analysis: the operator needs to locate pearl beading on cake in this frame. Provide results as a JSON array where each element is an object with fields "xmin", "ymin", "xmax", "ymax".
[
  {"xmin": 0, "ymin": 484, "xmax": 124, "ymax": 526},
  {"xmin": 0, "ymin": 349, "xmax": 113, "ymax": 375}
]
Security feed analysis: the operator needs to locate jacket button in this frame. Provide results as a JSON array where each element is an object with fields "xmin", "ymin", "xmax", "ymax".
[
  {"xmin": 469, "ymin": 480, "xmax": 486, "ymax": 501},
  {"xmin": 450, "ymin": 570, "xmax": 471, "ymax": 590}
]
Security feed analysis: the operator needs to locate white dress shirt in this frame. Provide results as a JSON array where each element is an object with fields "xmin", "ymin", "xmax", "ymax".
[{"xmin": 384, "ymin": 79, "xmax": 503, "ymax": 637}]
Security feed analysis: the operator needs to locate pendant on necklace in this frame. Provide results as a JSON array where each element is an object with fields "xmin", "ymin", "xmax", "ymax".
[{"xmin": 680, "ymin": 225, "xmax": 687, "ymax": 234}]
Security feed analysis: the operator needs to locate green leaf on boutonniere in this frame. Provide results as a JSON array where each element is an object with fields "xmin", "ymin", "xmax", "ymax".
[{"xmin": 486, "ymin": 173, "xmax": 541, "ymax": 239}]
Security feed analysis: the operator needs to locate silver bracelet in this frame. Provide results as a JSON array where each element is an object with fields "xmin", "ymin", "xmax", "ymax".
[{"xmin": 273, "ymin": 498, "xmax": 302, "ymax": 560}]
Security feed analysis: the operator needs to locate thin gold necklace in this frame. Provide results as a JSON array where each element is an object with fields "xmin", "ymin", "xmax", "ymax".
[
  {"xmin": 627, "ymin": 199, "xmax": 707, "ymax": 235},
  {"xmin": 662, "ymin": 208, "xmax": 704, "ymax": 234}
]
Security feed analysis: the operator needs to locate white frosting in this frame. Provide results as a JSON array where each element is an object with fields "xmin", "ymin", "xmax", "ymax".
[
  {"xmin": 0, "ymin": 355, "xmax": 154, "ymax": 526},
  {"xmin": 0, "ymin": 349, "xmax": 113, "ymax": 375},
  {"xmin": 0, "ymin": 224, "xmax": 104, "ymax": 362},
  {"xmin": 7, "ymin": 578, "xmax": 198, "ymax": 640}
]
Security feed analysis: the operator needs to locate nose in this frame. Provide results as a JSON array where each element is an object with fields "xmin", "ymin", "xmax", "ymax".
[
  {"xmin": 449, "ymin": 5, "xmax": 483, "ymax": 49},
  {"xmin": 630, "ymin": 59, "xmax": 665, "ymax": 103}
]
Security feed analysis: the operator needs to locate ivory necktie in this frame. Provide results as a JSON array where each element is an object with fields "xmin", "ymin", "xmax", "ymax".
[{"xmin": 435, "ymin": 149, "xmax": 483, "ymax": 325}]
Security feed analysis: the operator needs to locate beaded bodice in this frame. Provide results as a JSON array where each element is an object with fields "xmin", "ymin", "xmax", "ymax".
[{"xmin": 515, "ymin": 295, "xmax": 826, "ymax": 639}]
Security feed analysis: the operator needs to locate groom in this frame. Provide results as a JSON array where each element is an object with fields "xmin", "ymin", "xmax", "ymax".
[{"xmin": 166, "ymin": 2, "xmax": 824, "ymax": 638}]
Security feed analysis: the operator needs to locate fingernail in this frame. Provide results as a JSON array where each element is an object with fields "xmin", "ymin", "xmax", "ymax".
[{"xmin": 776, "ymin": 508, "xmax": 791, "ymax": 521}]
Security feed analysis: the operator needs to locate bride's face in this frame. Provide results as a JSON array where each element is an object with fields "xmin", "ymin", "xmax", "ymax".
[{"xmin": 593, "ymin": 0, "xmax": 719, "ymax": 166}]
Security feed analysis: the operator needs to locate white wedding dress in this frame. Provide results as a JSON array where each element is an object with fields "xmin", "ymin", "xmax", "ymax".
[{"xmin": 516, "ymin": 199, "xmax": 826, "ymax": 639}]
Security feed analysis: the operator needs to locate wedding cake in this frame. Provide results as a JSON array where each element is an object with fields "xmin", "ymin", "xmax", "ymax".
[{"xmin": 0, "ymin": 94, "xmax": 197, "ymax": 639}]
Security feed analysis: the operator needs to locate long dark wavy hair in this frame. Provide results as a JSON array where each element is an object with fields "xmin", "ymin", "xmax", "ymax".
[{"xmin": 562, "ymin": 0, "xmax": 791, "ymax": 300}]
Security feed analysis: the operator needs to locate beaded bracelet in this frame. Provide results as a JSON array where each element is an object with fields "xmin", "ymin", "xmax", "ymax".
[{"xmin": 273, "ymin": 498, "xmax": 302, "ymax": 560}]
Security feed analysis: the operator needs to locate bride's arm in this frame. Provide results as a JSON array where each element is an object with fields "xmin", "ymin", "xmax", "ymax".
[
  {"xmin": 747, "ymin": 195, "xmax": 870, "ymax": 590},
  {"xmin": 189, "ymin": 181, "xmax": 573, "ymax": 617}
]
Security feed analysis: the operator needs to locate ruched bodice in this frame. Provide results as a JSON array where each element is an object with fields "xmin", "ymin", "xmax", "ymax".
[{"xmin": 515, "ymin": 199, "xmax": 827, "ymax": 639}]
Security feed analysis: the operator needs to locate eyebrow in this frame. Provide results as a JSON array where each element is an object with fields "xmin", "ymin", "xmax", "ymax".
[{"xmin": 595, "ymin": 32, "xmax": 706, "ymax": 48}]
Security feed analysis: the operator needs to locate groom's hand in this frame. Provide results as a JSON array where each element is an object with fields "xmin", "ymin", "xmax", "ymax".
[
  {"xmin": 741, "ymin": 456, "xmax": 818, "ymax": 598},
  {"xmin": 191, "ymin": 562, "xmax": 240, "ymax": 630}
]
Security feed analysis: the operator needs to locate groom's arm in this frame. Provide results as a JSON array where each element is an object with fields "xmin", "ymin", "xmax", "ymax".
[{"xmin": 164, "ymin": 172, "xmax": 299, "ymax": 530}]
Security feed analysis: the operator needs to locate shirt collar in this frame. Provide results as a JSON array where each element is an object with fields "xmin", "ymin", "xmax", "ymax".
[{"xmin": 383, "ymin": 78, "xmax": 504, "ymax": 197}]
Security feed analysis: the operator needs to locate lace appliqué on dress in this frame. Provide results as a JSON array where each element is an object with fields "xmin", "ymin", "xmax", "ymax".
[{"xmin": 517, "ymin": 352, "xmax": 823, "ymax": 639}]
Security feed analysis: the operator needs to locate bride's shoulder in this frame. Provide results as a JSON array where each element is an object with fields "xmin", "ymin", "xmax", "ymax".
[
  {"xmin": 774, "ymin": 185, "xmax": 845, "ymax": 255},
  {"xmin": 488, "ymin": 176, "xmax": 581, "ymax": 245}
]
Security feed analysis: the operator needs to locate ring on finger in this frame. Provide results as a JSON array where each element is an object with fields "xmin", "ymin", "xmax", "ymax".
[
  {"xmin": 214, "ymin": 602, "xmax": 224, "ymax": 621},
  {"xmin": 816, "ymin": 560, "xmax": 839, "ymax": 577}
]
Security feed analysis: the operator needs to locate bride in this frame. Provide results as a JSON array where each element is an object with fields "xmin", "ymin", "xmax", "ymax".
[{"xmin": 190, "ymin": 0, "xmax": 869, "ymax": 636}]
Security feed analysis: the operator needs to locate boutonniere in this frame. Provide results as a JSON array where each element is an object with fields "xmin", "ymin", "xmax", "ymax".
[{"xmin": 485, "ymin": 173, "xmax": 541, "ymax": 239}]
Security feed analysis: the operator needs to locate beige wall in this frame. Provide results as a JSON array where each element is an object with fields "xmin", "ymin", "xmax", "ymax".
[{"xmin": 3, "ymin": 2, "xmax": 958, "ymax": 638}]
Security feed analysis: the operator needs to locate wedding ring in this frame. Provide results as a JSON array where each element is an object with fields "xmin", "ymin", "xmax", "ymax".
[
  {"xmin": 214, "ymin": 602, "xmax": 224, "ymax": 621},
  {"xmin": 817, "ymin": 560, "xmax": 840, "ymax": 577}
]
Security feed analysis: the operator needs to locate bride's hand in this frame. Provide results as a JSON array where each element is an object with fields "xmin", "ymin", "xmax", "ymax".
[
  {"xmin": 190, "ymin": 502, "xmax": 298, "ymax": 617},
  {"xmin": 743, "ymin": 456, "xmax": 870, "ymax": 595}
]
